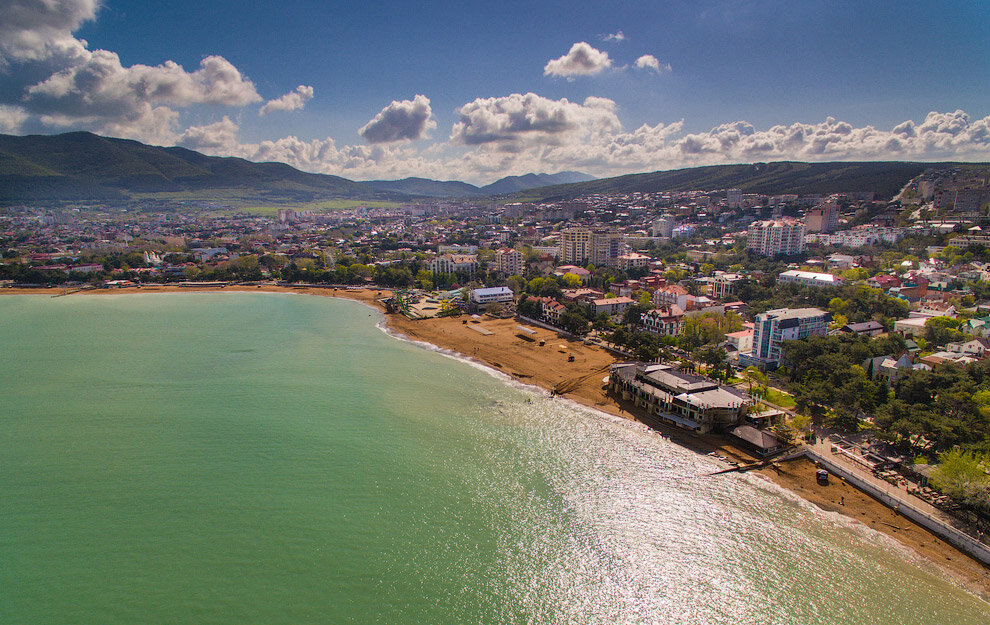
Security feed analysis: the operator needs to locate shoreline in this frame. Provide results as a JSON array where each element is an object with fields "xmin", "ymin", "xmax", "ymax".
[{"xmin": 5, "ymin": 283, "xmax": 990, "ymax": 597}]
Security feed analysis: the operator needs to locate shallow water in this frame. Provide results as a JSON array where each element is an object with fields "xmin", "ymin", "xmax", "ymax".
[{"xmin": 1, "ymin": 292, "xmax": 987, "ymax": 624}]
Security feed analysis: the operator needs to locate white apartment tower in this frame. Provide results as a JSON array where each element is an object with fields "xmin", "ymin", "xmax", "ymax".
[
  {"xmin": 747, "ymin": 219, "xmax": 806, "ymax": 256},
  {"xmin": 726, "ymin": 188, "xmax": 743, "ymax": 209}
]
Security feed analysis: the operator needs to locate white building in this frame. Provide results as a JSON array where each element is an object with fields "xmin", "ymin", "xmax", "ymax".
[
  {"xmin": 709, "ymin": 272, "xmax": 745, "ymax": 300},
  {"xmin": 470, "ymin": 286, "xmax": 514, "ymax": 305},
  {"xmin": 747, "ymin": 219, "xmax": 806, "ymax": 256},
  {"xmin": 429, "ymin": 254, "xmax": 478, "ymax": 275},
  {"xmin": 777, "ymin": 270, "xmax": 843, "ymax": 288}
]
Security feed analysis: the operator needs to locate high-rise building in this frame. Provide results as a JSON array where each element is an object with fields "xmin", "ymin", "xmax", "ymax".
[
  {"xmin": 747, "ymin": 219, "xmax": 806, "ymax": 256},
  {"xmin": 559, "ymin": 227, "xmax": 621, "ymax": 266},
  {"xmin": 741, "ymin": 307, "xmax": 830, "ymax": 369},
  {"xmin": 494, "ymin": 248, "xmax": 524, "ymax": 276},
  {"xmin": 652, "ymin": 217, "xmax": 674, "ymax": 238},
  {"xmin": 726, "ymin": 188, "xmax": 743, "ymax": 209},
  {"xmin": 559, "ymin": 227, "xmax": 592, "ymax": 265},
  {"xmin": 805, "ymin": 201, "xmax": 839, "ymax": 233}
]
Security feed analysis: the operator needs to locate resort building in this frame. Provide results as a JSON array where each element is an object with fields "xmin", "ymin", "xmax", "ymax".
[
  {"xmin": 747, "ymin": 219, "xmax": 806, "ymax": 256},
  {"xmin": 469, "ymin": 286, "xmax": 514, "ymax": 305},
  {"xmin": 740, "ymin": 307, "xmax": 830, "ymax": 369},
  {"xmin": 609, "ymin": 363, "xmax": 753, "ymax": 433}
]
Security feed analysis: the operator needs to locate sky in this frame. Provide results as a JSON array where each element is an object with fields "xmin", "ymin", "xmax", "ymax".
[{"xmin": 0, "ymin": 0, "xmax": 988, "ymax": 184}]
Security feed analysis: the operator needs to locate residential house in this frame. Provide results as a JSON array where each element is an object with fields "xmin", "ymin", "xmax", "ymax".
[{"xmin": 641, "ymin": 305, "xmax": 685, "ymax": 336}]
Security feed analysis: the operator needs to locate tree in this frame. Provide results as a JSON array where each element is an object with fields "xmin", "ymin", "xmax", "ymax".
[
  {"xmin": 560, "ymin": 273, "xmax": 582, "ymax": 288},
  {"xmin": 560, "ymin": 310, "xmax": 590, "ymax": 335}
]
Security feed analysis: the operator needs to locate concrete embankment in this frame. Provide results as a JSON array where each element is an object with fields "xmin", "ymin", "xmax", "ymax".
[{"xmin": 802, "ymin": 448, "xmax": 990, "ymax": 566}]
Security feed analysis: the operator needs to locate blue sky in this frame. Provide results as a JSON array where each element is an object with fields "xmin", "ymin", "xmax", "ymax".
[{"xmin": 0, "ymin": 0, "xmax": 987, "ymax": 183}]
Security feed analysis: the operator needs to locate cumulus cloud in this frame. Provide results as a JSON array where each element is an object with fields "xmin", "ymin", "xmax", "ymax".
[
  {"xmin": 259, "ymin": 85, "xmax": 314, "ymax": 116},
  {"xmin": 634, "ymin": 54, "xmax": 670, "ymax": 74},
  {"xmin": 0, "ymin": 0, "xmax": 98, "ymax": 66},
  {"xmin": 0, "ymin": 105, "xmax": 28, "ymax": 133},
  {"xmin": 601, "ymin": 31, "xmax": 625, "ymax": 42},
  {"xmin": 450, "ymin": 93, "xmax": 621, "ymax": 150},
  {"xmin": 544, "ymin": 42, "xmax": 612, "ymax": 79},
  {"xmin": 358, "ymin": 95, "xmax": 436, "ymax": 143},
  {"xmin": 0, "ymin": 0, "xmax": 262, "ymax": 144},
  {"xmin": 162, "ymin": 108, "xmax": 990, "ymax": 185}
]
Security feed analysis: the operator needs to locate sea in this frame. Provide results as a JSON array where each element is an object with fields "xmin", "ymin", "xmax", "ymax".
[{"xmin": 1, "ymin": 292, "xmax": 988, "ymax": 624}]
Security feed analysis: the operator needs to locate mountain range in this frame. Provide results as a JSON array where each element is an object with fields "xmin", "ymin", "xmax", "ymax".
[
  {"xmin": 0, "ymin": 131, "xmax": 980, "ymax": 206},
  {"xmin": 0, "ymin": 132, "xmax": 593, "ymax": 203}
]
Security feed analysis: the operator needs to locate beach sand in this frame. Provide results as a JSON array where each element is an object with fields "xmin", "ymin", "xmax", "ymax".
[{"xmin": 6, "ymin": 283, "xmax": 990, "ymax": 597}]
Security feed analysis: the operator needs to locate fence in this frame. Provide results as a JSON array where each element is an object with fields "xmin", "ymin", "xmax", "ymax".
[{"xmin": 803, "ymin": 449, "xmax": 990, "ymax": 566}]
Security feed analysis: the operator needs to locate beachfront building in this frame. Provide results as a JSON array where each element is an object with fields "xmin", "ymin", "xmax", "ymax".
[
  {"xmin": 777, "ymin": 270, "xmax": 843, "ymax": 289},
  {"xmin": 469, "ymin": 286, "xmax": 513, "ymax": 306},
  {"xmin": 494, "ymin": 248, "xmax": 524, "ymax": 276},
  {"xmin": 747, "ymin": 219, "xmax": 806, "ymax": 256},
  {"xmin": 740, "ymin": 307, "xmax": 830, "ymax": 370},
  {"xmin": 429, "ymin": 254, "xmax": 478, "ymax": 276},
  {"xmin": 609, "ymin": 363, "xmax": 753, "ymax": 433}
]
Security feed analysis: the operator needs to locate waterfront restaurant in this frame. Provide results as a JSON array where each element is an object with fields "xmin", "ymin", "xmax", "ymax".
[{"xmin": 609, "ymin": 363, "xmax": 753, "ymax": 433}]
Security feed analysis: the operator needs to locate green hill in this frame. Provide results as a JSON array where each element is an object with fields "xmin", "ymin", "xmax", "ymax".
[
  {"xmin": 0, "ymin": 132, "xmax": 383, "ymax": 203},
  {"xmin": 513, "ymin": 161, "xmax": 969, "ymax": 201}
]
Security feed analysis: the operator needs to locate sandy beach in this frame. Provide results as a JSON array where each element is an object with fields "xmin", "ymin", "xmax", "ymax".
[{"xmin": 6, "ymin": 282, "xmax": 990, "ymax": 597}]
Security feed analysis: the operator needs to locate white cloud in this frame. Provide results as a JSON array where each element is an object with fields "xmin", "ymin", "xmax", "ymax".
[
  {"xmin": 0, "ymin": 0, "xmax": 261, "ymax": 144},
  {"xmin": 0, "ymin": 105, "xmax": 28, "ymax": 133},
  {"xmin": 634, "ymin": 54, "xmax": 670, "ymax": 74},
  {"xmin": 601, "ymin": 31, "xmax": 625, "ymax": 43},
  {"xmin": 450, "ymin": 93, "xmax": 620, "ymax": 149},
  {"xmin": 173, "ymin": 107, "xmax": 990, "ymax": 185},
  {"xmin": 259, "ymin": 85, "xmax": 314, "ymax": 116},
  {"xmin": 543, "ymin": 42, "xmax": 612, "ymax": 79},
  {"xmin": 358, "ymin": 95, "xmax": 436, "ymax": 143},
  {"xmin": 0, "ymin": 0, "xmax": 98, "ymax": 66},
  {"xmin": 178, "ymin": 116, "xmax": 241, "ymax": 151}
]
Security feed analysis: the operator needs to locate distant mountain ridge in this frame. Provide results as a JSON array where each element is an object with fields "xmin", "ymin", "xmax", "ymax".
[
  {"xmin": 511, "ymin": 161, "xmax": 965, "ymax": 201},
  {"xmin": 364, "ymin": 171, "xmax": 595, "ymax": 198}
]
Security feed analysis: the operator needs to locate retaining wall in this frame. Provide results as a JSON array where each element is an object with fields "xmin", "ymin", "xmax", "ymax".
[{"xmin": 804, "ymin": 449, "xmax": 990, "ymax": 566}]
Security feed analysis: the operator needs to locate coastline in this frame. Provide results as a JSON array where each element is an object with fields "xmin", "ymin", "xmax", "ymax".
[{"xmin": 5, "ymin": 283, "xmax": 990, "ymax": 597}]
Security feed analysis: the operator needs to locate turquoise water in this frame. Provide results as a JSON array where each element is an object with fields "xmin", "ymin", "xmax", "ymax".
[{"xmin": 1, "ymin": 292, "xmax": 988, "ymax": 624}]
